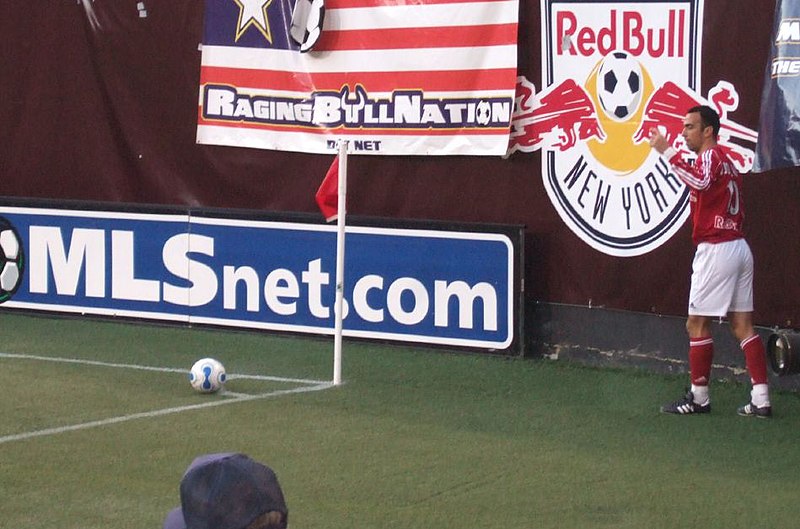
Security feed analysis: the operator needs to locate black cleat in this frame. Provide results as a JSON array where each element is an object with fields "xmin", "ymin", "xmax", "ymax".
[
  {"xmin": 737, "ymin": 402, "xmax": 772, "ymax": 418},
  {"xmin": 661, "ymin": 390, "xmax": 711, "ymax": 415}
]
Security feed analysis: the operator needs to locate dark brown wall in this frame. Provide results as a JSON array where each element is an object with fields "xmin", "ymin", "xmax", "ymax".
[{"xmin": 1, "ymin": 1, "xmax": 797, "ymax": 327}]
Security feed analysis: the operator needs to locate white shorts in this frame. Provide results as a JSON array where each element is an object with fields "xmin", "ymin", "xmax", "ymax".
[{"xmin": 688, "ymin": 239, "xmax": 754, "ymax": 317}]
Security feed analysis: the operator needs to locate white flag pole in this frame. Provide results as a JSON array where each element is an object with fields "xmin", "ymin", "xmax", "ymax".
[{"xmin": 332, "ymin": 140, "xmax": 348, "ymax": 386}]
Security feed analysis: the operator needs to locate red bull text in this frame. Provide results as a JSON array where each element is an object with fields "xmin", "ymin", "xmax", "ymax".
[{"xmin": 556, "ymin": 9, "xmax": 687, "ymax": 58}]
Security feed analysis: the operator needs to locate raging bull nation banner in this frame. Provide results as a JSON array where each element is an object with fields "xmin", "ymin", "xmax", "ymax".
[
  {"xmin": 509, "ymin": 0, "xmax": 759, "ymax": 257},
  {"xmin": 197, "ymin": 0, "xmax": 519, "ymax": 156}
]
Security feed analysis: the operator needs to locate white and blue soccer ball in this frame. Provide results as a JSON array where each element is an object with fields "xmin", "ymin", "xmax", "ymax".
[
  {"xmin": 189, "ymin": 358, "xmax": 227, "ymax": 393},
  {"xmin": 596, "ymin": 50, "xmax": 643, "ymax": 121},
  {"xmin": 290, "ymin": 0, "xmax": 325, "ymax": 53},
  {"xmin": 0, "ymin": 220, "xmax": 24, "ymax": 303}
]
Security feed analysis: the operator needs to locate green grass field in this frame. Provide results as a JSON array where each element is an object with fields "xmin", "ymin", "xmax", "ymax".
[{"xmin": 1, "ymin": 312, "xmax": 800, "ymax": 529}]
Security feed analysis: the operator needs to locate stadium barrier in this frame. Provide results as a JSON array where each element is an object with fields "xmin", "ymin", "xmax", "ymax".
[{"xmin": 0, "ymin": 198, "xmax": 525, "ymax": 356}]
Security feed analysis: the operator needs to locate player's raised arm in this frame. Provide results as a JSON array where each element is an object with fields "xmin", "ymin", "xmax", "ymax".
[{"xmin": 648, "ymin": 121, "xmax": 712, "ymax": 191}]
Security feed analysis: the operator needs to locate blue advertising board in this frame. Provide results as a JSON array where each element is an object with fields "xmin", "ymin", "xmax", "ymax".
[{"xmin": 0, "ymin": 205, "xmax": 521, "ymax": 351}]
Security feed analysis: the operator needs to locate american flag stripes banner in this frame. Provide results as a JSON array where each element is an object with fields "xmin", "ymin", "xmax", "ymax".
[{"xmin": 197, "ymin": 0, "xmax": 519, "ymax": 156}]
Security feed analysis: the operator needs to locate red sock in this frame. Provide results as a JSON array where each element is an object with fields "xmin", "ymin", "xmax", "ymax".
[
  {"xmin": 741, "ymin": 334, "xmax": 769, "ymax": 385},
  {"xmin": 689, "ymin": 337, "xmax": 714, "ymax": 386}
]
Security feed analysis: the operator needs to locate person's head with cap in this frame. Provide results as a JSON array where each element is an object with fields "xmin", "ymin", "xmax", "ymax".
[{"xmin": 163, "ymin": 453, "xmax": 288, "ymax": 529}]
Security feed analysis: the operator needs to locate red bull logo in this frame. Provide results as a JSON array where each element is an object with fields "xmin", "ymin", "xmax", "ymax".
[{"xmin": 509, "ymin": 0, "xmax": 758, "ymax": 257}]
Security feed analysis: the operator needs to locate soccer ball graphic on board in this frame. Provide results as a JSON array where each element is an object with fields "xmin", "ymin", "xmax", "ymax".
[
  {"xmin": 0, "ymin": 219, "xmax": 24, "ymax": 303},
  {"xmin": 596, "ymin": 50, "xmax": 643, "ymax": 122}
]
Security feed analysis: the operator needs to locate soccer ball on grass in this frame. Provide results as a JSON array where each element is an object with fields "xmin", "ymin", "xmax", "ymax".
[{"xmin": 189, "ymin": 358, "xmax": 227, "ymax": 393}]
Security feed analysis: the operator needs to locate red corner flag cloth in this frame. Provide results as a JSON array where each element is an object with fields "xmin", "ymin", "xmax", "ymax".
[{"xmin": 315, "ymin": 155, "xmax": 338, "ymax": 222}]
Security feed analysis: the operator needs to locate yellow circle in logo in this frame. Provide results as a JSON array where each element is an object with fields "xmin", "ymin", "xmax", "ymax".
[{"xmin": 585, "ymin": 56, "xmax": 654, "ymax": 175}]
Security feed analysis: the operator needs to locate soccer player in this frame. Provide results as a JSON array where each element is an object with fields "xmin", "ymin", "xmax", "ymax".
[{"xmin": 648, "ymin": 105, "xmax": 771, "ymax": 418}]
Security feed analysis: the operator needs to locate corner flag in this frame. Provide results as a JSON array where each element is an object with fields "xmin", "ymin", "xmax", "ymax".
[
  {"xmin": 315, "ymin": 155, "xmax": 339, "ymax": 222},
  {"xmin": 316, "ymin": 141, "xmax": 347, "ymax": 385}
]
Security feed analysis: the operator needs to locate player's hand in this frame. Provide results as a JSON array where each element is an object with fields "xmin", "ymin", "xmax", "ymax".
[{"xmin": 648, "ymin": 127, "xmax": 670, "ymax": 154}]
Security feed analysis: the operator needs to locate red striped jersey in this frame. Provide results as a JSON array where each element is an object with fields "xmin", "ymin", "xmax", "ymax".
[{"xmin": 667, "ymin": 145, "xmax": 745, "ymax": 245}]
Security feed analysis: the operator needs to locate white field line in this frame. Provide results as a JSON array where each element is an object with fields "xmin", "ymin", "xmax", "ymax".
[
  {"xmin": 0, "ymin": 352, "xmax": 330, "ymax": 385},
  {"xmin": 0, "ymin": 353, "xmax": 336, "ymax": 445}
]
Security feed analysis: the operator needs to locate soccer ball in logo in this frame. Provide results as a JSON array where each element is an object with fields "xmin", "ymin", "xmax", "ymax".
[
  {"xmin": 0, "ymin": 219, "xmax": 24, "ymax": 303},
  {"xmin": 290, "ymin": 0, "xmax": 325, "ymax": 53},
  {"xmin": 596, "ymin": 51, "xmax": 643, "ymax": 121},
  {"xmin": 476, "ymin": 100, "xmax": 491, "ymax": 126},
  {"xmin": 189, "ymin": 358, "xmax": 227, "ymax": 393}
]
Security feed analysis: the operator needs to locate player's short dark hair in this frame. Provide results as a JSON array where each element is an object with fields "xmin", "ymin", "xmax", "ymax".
[{"xmin": 687, "ymin": 105, "xmax": 720, "ymax": 138}]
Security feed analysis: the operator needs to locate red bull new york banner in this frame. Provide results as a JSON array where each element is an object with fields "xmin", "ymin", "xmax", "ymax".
[
  {"xmin": 508, "ymin": 0, "xmax": 759, "ymax": 257},
  {"xmin": 197, "ymin": 0, "xmax": 519, "ymax": 156}
]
